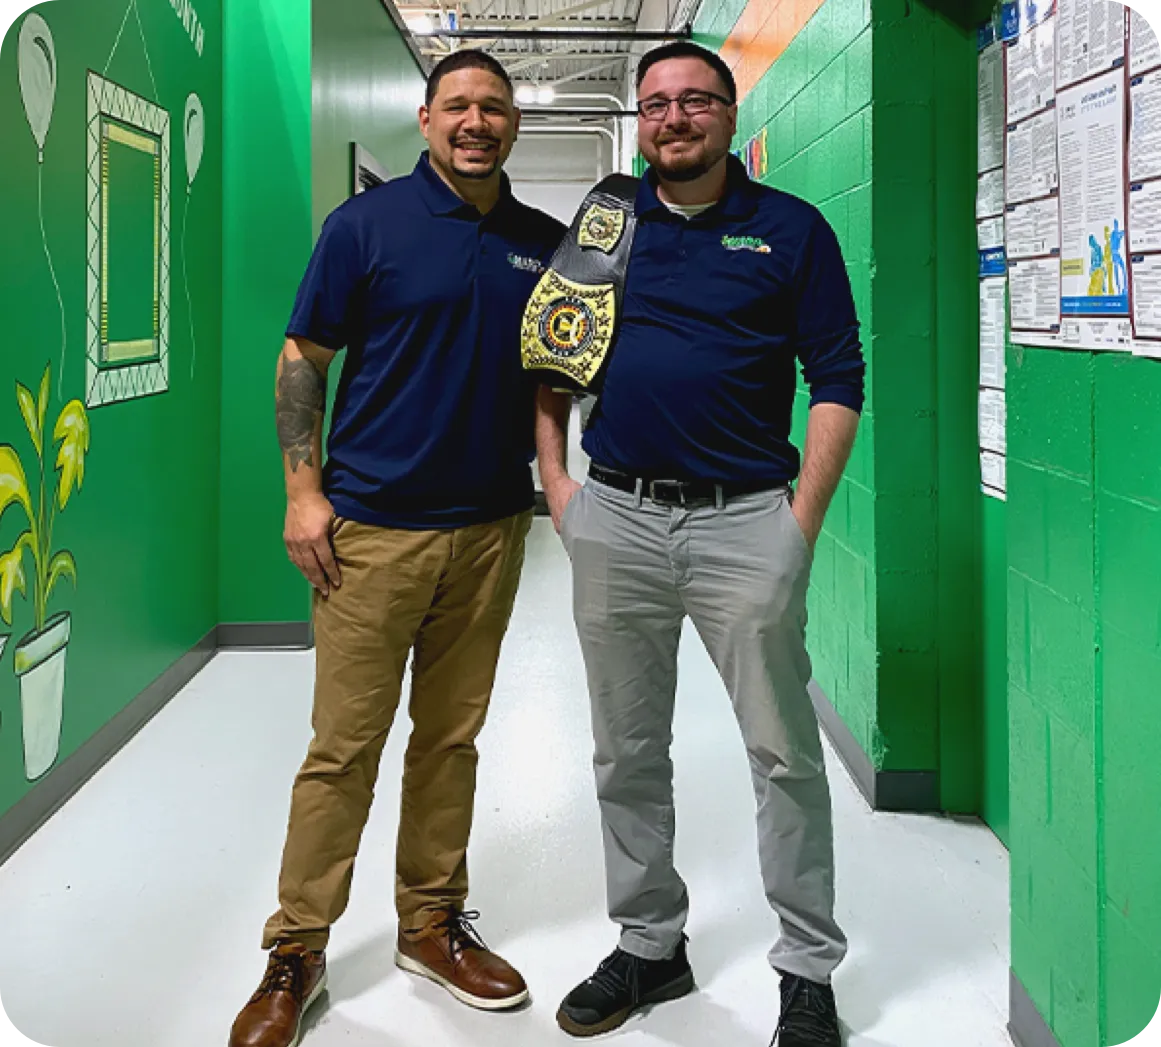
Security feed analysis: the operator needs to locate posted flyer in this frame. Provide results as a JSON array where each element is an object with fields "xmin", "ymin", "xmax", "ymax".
[
  {"xmin": 1057, "ymin": 0, "xmax": 1125, "ymax": 88},
  {"xmin": 1057, "ymin": 69, "xmax": 1130, "ymax": 348}
]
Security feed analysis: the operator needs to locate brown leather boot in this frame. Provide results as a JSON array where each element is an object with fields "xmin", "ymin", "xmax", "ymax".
[
  {"xmin": 395, "ymin": 907, "xmax": 529, "ymax": 1010},
  {"xmin": 229, "ymin": 943, "xmax": 327, "ymax": 1047}
]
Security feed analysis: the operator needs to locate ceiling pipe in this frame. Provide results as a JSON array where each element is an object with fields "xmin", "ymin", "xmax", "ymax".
[
  {"xmin": 397, "ymin": 0, "xmax": 632, "ymax": 30},
  {"xmin": 519, "ymin": 108, "xmax": 634, "ymax": 117},
  {"xmin": 521, "ymin": 126, "xmax": 616, "ymax": 143},
  {"xmin": 526, "ymin": 92, "xmax": 632, "ymax": 174},
  {"xmin": 518, "ymin": 125, "xmax": 616, "ymax": 179},
  {"xmin": 413, "ymin": 26, "xmax": 691, "ymax": 41}
]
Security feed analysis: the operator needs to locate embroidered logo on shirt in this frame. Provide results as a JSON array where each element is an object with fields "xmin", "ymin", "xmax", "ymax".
[
  {"xmin": 721, "ymin": 235, "xmax": 771, "ymax": 254},
  {"xmin": 509, "ymin": 253, "xmax": 546, "ymax": 274}
]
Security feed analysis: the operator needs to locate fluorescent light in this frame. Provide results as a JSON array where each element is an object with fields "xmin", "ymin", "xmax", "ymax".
[
  {"xmin": 515, "ymin": 85, "xmax": 537, "ymax": 105},
  {"xmin": 537, "ymin": 87, "xmax": 556, "ymax": 105},
  {"xmin": 404, "ymin": 12, "xmax": 433, "ymax": 34}
]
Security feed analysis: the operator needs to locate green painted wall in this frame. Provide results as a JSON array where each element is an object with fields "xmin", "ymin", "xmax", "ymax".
[
  {"xmin": 311, "ymin": 0, "xmax": 426, "ymax": 231},
  {"xmin": 219, "ymin": 0, "xmax": 427, "ymax": 627},
  {"xmin": 219, "ymin": 0, "xmax": 313, "ymax": 627},
  {"xmin": 697, "ymin": 0, "xmax": 983, "ymax": 811},
  {"xmin": 0, "ymin": 0, "xmax": 223, "ymax": 814},
  {"xmin": 697, "ymin": 0, "xmax": 880, "ymax": 768},
  {"xmin": 1008, "ymin": 347, "xmax": 1161, "ymax": 1044},
  {"xmin": 982, "ymin": 495, "xmax": 1009, "ymax": 844}
]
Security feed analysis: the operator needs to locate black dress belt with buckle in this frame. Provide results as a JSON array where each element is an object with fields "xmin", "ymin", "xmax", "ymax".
[{"xmin": 588, "ymin": 464, "xmax": 783, "ymax": 507}]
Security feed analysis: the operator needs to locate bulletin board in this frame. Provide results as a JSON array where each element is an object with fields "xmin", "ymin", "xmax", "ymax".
[{"xmin": 974, "ymin": 1, "xmax": 1161, "ymax": 499}]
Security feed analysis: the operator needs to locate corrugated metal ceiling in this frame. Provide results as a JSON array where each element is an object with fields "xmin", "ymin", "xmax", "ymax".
[{"xmin": 399, "ymin": 0, "xmax": 668, "ymax": 90}]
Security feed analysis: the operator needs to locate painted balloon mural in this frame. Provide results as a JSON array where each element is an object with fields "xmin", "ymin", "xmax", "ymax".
[
  {"xmin": 18, "ymin": 12, "xmax": 67, "ymax": 393},
  {"xmin": 183, "ymin": 92, "xmax": 205, "ymax": 378},
  {"xmin": 18, "ymin": 13, "xmax": 56, "ymax": 162}
]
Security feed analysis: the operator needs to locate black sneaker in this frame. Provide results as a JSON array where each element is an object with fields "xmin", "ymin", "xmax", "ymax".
[
  {"xmin": 772, "ymin": 972, "xmax": 842, "ymax": 1046},
  {"xmin": 556, "ymin": 936, "xmax": 695, "ymax": 1037}
]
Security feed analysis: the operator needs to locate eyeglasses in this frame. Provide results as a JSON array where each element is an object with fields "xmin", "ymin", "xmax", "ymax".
[{"xmin": 636, "ymin": 90, "xmax": 733, "ymax": 121}]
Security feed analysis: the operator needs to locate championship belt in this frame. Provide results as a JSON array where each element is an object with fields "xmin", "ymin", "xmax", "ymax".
[{"xmin": 521, "ymin": 174, "xmax": 639, "ymax": 393}]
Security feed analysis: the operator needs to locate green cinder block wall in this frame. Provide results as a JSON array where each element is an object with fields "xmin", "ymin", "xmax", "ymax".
[
  {"xmin": 0, "ymin": 0, "xmax": 224, "ymax": 821},
  {"xmin": 699, "ymin": 0, "xmax": 983, "ymax": 811},
  {"xmin": 1009, "ymin": 345, "xmax": 1161, "ymax": 1045}
]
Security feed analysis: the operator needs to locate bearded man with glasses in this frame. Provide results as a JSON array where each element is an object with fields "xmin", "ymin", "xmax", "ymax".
[{"xmin": 537, "ymin": 42, "xmax": 865, "ymax": 1047}]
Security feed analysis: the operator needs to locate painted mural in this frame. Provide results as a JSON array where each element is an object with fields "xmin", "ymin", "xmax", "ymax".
[
  {"xmin": 0, "ymin": 0, "xmax": 222, "ymax": 806},
  {"xmin": 183, "ymin": 90, "xmax": 205, "ymax": 378},
  {"xmin": 0, "ymin": 366, "xmax": 90, "ymax": 780},
  {"xmin": 18, "ymin": 14, "xmax": 67, "ymax": 394}
]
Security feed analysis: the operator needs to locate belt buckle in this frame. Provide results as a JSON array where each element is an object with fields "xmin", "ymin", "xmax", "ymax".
[{"xmin": 648, "ymin": 480, "xmax": 684, "ymax": 507}]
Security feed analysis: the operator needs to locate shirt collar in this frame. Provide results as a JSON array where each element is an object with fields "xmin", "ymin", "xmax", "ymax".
[
  {"xmin": 634, "ymin": 154, "xmax": 760, "ymax": 222},
  {"xmin": 413, "ymin": 151, "xmax": 516, "ymax": 219}
]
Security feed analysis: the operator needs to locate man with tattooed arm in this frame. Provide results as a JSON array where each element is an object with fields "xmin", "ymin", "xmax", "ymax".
[{"xmin": 228, "ymin": 50, "xmax": 564, "ymax": 1047}]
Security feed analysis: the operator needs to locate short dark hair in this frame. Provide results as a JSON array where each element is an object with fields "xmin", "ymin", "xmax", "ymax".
[
  {"xmin": 426, "ymin": 50, "xmax": 514, "ymax": 107},
  {"xmin": 635, "ymin": 42, "xmax": 737, "ymax": 104}
]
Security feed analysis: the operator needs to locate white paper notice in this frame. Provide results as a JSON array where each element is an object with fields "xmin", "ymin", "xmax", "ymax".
[
  {"xmin": 1006, "ymin": 198, "xmax": 1061, "ymax": 259},
  {"xmin": 1132, "ymin": 254, "xmax": 1161, "ymax": 343},
  {"xmin": 981, "ymin": 450, "xmax": 1007, "ymax": 499},
  {"xmin": 1130, "ymin": 181, "xmax": 1161, "ymax": 252},
  {"xmin": 1057, "ymin": 0, "xmax": 1125, "ymax": 89},
  {"xmin": 1058, "ymin": 70, "xmax": 1129, "ymax": 322},
  {"xmin": 1006, "ymin": 109, "xmax": 1059, "ymax": 204},
  {"xmin": 1009, "ymin": 257, "xmax": 1061, "ymax": 332},
  {"xmin": 979, "ymin": 388, "xmax": 1007, "ymax": 455},
  {"xmin": 1061, "ymin": 316, "xmax": 1133, "ymax": 351},
  {"xmin": 1130, "ymin": 10, "xmax": 1161, "ymax": 77},
  {"xmin": 979, "ymin": 42, "xmax": 1005, "ymax": 173},
  {"xmin": 978, "ymin": 168, "xmax": 1006, "ymax": 218},
  {"xmin": 980, "ymin": 278, "xmax": 1007, "ymax": 390},
  {"xmin": 1007, "ymin": 17, "xmax": 1057, "ymax": 124},
  {"xmin": 1130, "ymin": 70, "xmax": 1161, "ymax": 183},
  {"xmin": 979, "ymin": 216, "xmax": 1006, "ymax": 251}
]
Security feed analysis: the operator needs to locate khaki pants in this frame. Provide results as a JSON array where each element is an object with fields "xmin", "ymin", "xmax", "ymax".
[{"xmin": 262, "ymin": 510, "xmax": 533, "ymax": 951}]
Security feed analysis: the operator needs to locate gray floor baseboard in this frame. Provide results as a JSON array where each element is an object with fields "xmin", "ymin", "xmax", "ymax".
[
  {"xmin": 0, "ymin": 621, "xmax": 312, "ymax": 868},
  {"xmin": 1009, "ymin": 971, "xmax": 1060, "ymax": 1047},
  {"xmin": 809, "ymin": 681, "xmax": 941, "ymax": 813},
  {"xmin": 216, "ymin": 621, "xmax": 313, "ymax": 650}
]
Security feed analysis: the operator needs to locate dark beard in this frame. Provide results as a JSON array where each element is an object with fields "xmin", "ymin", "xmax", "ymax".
[
  {"xmin": 452, "ymin": 160, "xmax": 498, "ymax": 180},
  {"xmin": 656, "ymin": 158, "xmax": 711, "ymax": 182},
  {"xmin": 652, "ymin": 138, "xmax": 728, "ymax": 183}
]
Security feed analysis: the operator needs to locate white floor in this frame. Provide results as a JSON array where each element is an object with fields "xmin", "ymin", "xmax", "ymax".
[{"xmin": 0, "ymin": 520, "xmax": 1011, "ymax": 1047}]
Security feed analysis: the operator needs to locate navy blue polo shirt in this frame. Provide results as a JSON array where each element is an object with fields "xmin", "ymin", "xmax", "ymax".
[
  {"xmin": 287, "ymin": 153, "xmax": 565, "ymax": 529},
  {"xmin": 583, "ymin": 156, "xmax": 865, "ymax": 484}
]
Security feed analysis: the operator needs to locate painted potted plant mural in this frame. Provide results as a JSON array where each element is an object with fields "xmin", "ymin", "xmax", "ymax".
[{"xmin": 0, "ymin": 364, "xmax": 90, "ymax": 780}]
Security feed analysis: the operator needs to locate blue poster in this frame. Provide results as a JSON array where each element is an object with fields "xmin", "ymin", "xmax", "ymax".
[
  {"xmin": 1002, "ymin": 2, "xmax": 1020, "ymax": 42},
  {"xmin": 1062, "ymin": 220, "xmax": 1129, "ymax": 314},
  {"xmin": 980, "ymin": 246, "xmax": 1008, "ymax": 278}
]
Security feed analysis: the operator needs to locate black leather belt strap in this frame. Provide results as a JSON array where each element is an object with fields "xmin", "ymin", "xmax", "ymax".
[
  {"xmin": 520, "ymin": 174, "xmax": 639, "ymax": 393},
  {"xmin": 589, "ymin": 463, "xmax": 783, "ymax": 507}
]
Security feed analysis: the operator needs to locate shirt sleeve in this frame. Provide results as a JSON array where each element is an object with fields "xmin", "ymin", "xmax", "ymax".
[
  {"xmin": 792, "ymin": 212, "xmax": 866, "ymax": 413},
  {"xmin": 285, "ymin": 208, "xmax": 364, "ymax": 351}
]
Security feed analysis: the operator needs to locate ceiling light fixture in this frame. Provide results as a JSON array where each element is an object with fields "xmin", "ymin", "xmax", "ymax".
[{"xmin": 404, "ymin": 12, "xmax": 434, "ymax": 34}]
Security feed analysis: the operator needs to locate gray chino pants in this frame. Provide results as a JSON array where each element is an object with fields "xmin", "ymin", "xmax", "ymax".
[{"xmin": 561, "ymin": 477, "xmax": 847, "ymax": 983}]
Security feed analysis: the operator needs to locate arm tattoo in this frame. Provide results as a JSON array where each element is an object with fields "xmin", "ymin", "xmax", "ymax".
[{"xmin": 276, "ymin": 358, "xmax": 326, "ymax": 472}]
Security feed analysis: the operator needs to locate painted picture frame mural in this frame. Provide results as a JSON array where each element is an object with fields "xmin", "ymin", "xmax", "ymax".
[{"xmin": 86, "ymin": 72, "xmax": 171, "ymax": 407}]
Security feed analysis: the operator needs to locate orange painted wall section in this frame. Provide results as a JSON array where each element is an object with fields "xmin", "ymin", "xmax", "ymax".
[{"xmin": 721, "ymin": 0, "xmax": 828, "ymax": 99}]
